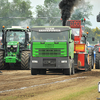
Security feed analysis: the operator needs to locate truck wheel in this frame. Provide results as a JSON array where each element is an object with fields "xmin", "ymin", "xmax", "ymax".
[
  {"xmin": 39, "ymin": 69, "xmax": 46, "ymax": 75},
  {"xmin": 31, "ymin": 68, "xmax": 37, "ymax": 75},
  {"xmin": 96, "ymin": 52, "xmax": 100, "ymax": 69},
  {"xmin": 21, "ymin": 51, "xmax": 30, "ymax": 70},
  {"xmin": 63, "ymin": 68, "xmax": 71, "ymax": 75},
  {"xmin": 0, "ymin": 50, "xmax": 5, "ymax": 69},
  {"xmin": 71, "ymin": 62, "xmax": 75, "ymax": 75}
]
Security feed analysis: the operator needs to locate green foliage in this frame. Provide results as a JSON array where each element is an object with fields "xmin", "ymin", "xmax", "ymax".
[
  {"xmin": 32, "ymin": 1, "xmax": 93, "ymax": 26},
  {"xmin": 85, "ymin": 27, "xmax": 100, "ymax": 44},
  {"xmin": 0, "ymin": 0, "xmax": 32, "ymax": 31},
  {"xmin": 92, "ymin": 27, "xmax": 100, "ymax": 43},
  {"xmin": 71, "ymin": 2, "xmax": 93, "ymax": 26},
  {"xmin": 44, "ymin": 0, "xmax": 59, "ymax": 7},
  {"xmin": 31, "ymin": 0, "xmax": 62, "ymax": 26}
]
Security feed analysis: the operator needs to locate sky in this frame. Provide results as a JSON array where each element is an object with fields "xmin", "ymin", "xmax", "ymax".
[{"xmin": 86, "ymin": 0, "xmax": 100, "ymax": 28}]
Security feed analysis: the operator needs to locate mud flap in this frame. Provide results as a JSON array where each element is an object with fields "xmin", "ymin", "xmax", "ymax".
[
  {"xmin": 74, "ymin": 54, "xmax": 78, "ymax": 65},
  {"xmin": 84, "ymin": 54, "xmax": 90, "ymax": 71}
]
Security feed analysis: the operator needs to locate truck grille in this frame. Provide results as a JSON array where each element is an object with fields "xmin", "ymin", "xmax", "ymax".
[{"xmin": 36, "ymin": 48, "xmax": 64, "ymax": 56}]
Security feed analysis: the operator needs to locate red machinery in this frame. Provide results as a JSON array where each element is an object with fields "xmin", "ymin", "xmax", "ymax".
[{"xmin": 66, "ymin": 19, "xmax": 90, "ymax": 71}]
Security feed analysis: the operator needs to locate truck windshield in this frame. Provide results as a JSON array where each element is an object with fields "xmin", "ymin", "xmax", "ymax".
[
  {"xmin": 31, "ymin": 31, "xmax": 69, "ymax": 41},
  {"xmin": 72, "ymin": 28, "xmax": 80, "ymax": 36},
  {"xmin": 80, "ymin": 37, "xmax": 86, "ymax": 44},
  {"xmin": 6, "ymin": 31, "xmax": 25, "ymax": 43}
]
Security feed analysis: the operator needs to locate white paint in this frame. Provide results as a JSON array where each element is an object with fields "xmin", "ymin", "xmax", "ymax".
[
  {"xmin": 0, "ymin": 76, "xmax": 87, "ymax": 94},
  {"xmin": 98, "ymin": 82, "xmax": 100, "ymax": 93}
]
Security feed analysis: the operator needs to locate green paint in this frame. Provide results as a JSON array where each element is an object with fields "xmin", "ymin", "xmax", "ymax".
[
  {"xmin": 32, "ymin": 42, "xmax": 67, "ymax": 57},
  {"xmin": 2, "ymin": 27, "xmax": 30, "ymax": 66},
  {"xmin": 31, "ymin": 26, "xmax": 74, "ymax": 58},
  {"xmin": 7, "ymin": 41, "xmax": 19, "ymax": 45},
  {"xmin": 5, "ymin": 56, "xmax": 18, "ymax": 63}
]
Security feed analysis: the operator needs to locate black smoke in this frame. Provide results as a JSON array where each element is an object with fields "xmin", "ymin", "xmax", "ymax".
[{"xmin": 59, "ymin": 0, "xmax": 82, "ymax": 26}]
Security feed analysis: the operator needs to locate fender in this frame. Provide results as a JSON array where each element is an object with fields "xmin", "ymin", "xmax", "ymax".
[{"xmin": 96, "ymin": 47, "xmax": 100, "ymax": 53}]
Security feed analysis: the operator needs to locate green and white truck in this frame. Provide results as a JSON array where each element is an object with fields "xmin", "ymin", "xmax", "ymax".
[{"xmin": 30, "ymin": 26, "xmax": 74, "ymax": 75}]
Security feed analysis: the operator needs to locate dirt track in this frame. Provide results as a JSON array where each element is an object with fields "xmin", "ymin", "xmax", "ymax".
[{"xmin": 0, "ymin": 70, "xmax": 100, "ymax": 100}]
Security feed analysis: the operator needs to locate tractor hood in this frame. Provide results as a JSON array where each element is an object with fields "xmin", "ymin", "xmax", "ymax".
[{"xmin": 7, "ymin": 41, "xmax": 19, "ymax": 45}]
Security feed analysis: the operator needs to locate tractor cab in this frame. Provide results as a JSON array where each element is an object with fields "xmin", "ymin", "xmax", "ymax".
[{"xmin": 2, "ymin": 26, "xmax": 29, "ymax": 50}]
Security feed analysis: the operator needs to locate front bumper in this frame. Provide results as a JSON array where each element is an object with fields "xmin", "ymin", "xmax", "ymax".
[
  {"xmin": 4, "ymin": 56, "xmax": 18, "ymax": 63},
  {"xmin": 30, "ymin": 57, "xmax": 70, "ymax": 69}
]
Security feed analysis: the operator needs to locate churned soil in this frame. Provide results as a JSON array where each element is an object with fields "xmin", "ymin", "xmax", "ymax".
[{"xmin": 0, "ymin": 69, "xmax": 100, "ymax": 100}]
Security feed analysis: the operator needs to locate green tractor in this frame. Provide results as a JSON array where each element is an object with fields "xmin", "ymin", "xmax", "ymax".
[
  {"xmin": 0, "ymin": 26, "xmax": 31, "ymax": 69},
  {"xmin": 30, "ymin": 26, "xmax": 74, "ymax": 75}
]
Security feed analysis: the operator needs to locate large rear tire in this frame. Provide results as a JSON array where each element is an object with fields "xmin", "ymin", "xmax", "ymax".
[
  {"xmin": 96, "ymin": 52, "xmax": 100, "ymax": 69},
  {"xmin": 21, "ymin": 51, "xmax": 30, "ymax": 70},
  {"xmin": 0, "ymin": 50, "xmax": 5, "ymax": 69}
]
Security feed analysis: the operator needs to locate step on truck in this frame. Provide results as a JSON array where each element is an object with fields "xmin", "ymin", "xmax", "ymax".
[
  {"xmin": 30, "ymin": 26, "xmax": 74, "ymax": 75},
  {"xmin": 0, "ymin": 26, "xmax": 31, "ymax": 69}
]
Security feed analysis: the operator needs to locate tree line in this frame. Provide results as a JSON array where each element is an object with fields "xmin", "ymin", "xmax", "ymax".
[{"xmin": 0, "ymin": 0, "xmax": 100, "ymax": 44}]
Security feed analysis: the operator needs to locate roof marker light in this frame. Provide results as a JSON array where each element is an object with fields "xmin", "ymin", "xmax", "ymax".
[{"xmin": 2, "ymin": 26, "xmax": 5, "ymax": 28}]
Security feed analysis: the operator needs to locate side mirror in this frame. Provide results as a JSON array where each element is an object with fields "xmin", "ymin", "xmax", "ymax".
[
  {"xmin": 26, "ymin": 34, "xmax": 29, "ymax": 41},
  {"xmin": 97, "ymin": 14, "xmax": 100, "ymax": 22},
  {"xmin": 92, "ymin": 37, "xmax": 95, "ymax": 41},
  {"xmin": 71, "ymin": 34, "xmax": 74, "ymax": 40},
  {"xmin": 2, "ymin": 30, "xmax": 4, "ymax": 33},
  {"xmin": 2, "ymin": 33, "xmax": 4, "ymax": 43}
]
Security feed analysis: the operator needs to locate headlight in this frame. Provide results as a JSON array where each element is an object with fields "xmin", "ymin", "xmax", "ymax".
[
  {"xmin": 61, "ymin": 60, "xmax": 67, "ymax": 63},
  {"xmin": 7, "ymin": 45, "xmax": 11, "ymax": 48},
  {"xmin": 32, "ymin": 60, "xmax": 38, "ymax": 63},
  {"xmin": 13, "ymin": 45, "xmax": 17, "ymax": 48}
]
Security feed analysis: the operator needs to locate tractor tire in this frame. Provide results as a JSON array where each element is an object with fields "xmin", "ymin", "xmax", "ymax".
[
  {"xmin": 91, "ymin": 55, "xmax": 94, "ymax": 69},
  {"xmin": 21, "ymin": 51, "xmax": 30, "ymax": 70},
  {"xmin": 31, "ymin": 68, "xmax": 37, "ymax": 75},
  {"xmin": 0, "ymin": 50, "xmax": 5, "ymax": 69},
  {"xmin": 96, "ymin": 52, "xmax": 100, "ymax": 69}
]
